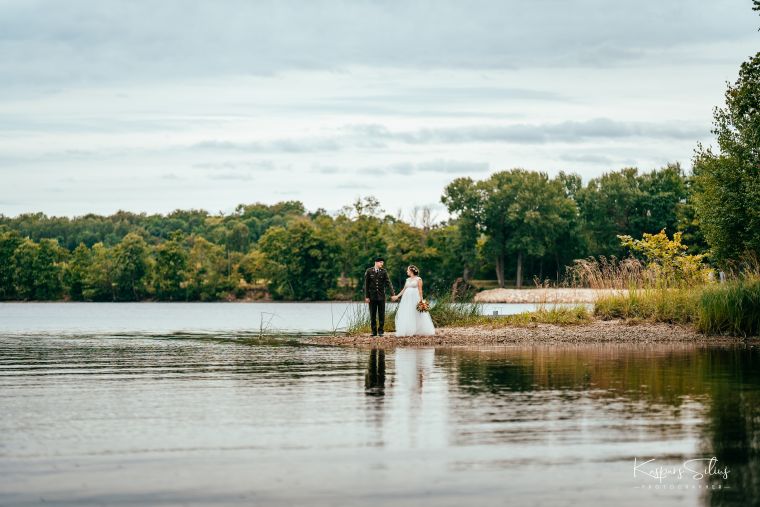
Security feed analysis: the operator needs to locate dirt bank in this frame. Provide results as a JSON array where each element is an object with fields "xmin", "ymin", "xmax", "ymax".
[{"xmin": 304, "ymin": 320, "xmax": 758, "ymax": 347}]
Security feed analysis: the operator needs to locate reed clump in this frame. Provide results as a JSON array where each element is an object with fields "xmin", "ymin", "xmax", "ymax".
[
  {"xmin": 593, "ymin": 287, "xmax": 702, "ymax": 325},
  {"xmin": 571, "ymin": 232, "xmax": 759, "ymax": 337},
  {"xmin": 698, "ymin": 278, "xmax": 760, "ymax": 337}
]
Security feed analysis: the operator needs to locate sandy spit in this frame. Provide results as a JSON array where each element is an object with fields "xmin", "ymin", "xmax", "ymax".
[
  {"xmin": 474, "ymin": 288, "xmax": 628, "ymax": 303},
  {"xmin": 303, "ymin": 320, "xmax": 759, "ymax": 347}
]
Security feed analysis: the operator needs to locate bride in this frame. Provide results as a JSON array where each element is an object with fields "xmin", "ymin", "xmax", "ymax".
[{"xmin": 391, "ymin": 265, "xmax": 435, "ymax": 336}]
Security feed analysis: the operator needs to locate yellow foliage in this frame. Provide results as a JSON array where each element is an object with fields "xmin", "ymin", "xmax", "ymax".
[{"xmin": 617, "ymin": 229, "xmax": 711, "ymax": 287}]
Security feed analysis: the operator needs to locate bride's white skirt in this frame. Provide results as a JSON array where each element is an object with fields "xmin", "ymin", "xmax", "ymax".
[{"xmin": 395, "ymin": 289, "xmax": 436, "ymax": 336}]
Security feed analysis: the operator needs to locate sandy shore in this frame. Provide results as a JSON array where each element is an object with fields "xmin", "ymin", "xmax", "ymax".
[
  {"xmin": 474, "ymin": 287, "xmax": 627, "ymax": 303},
  {"xmin": 304, "ymin": 320, "xmax": 758, "ymax": 347}
]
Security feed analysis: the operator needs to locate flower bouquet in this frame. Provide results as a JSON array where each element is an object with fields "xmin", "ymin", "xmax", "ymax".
[{"xmin": 416, "ymin": 299, "xmax": 430, "ymax": 313}]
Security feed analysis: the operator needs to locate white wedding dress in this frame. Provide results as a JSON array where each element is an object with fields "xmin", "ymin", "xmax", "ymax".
[{"xmin": 395, "ymin": 277, "xmax": 436, "ymax": 337}]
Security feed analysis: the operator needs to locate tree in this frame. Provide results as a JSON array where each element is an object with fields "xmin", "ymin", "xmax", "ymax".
[
  {"xmin": 576, "ymin": 165, "xmax": 688, "ymax": 257},
  {"xmin": 152, "ymin": 235, "xmax": 188, "ymax": 301},
  {"xmin": 576, "ymin": 168, "xmax": 644, "ymax": 256},
  {"xmin": 113, "ymin": 233, "xmax": 150, "ymax": 300},
  {"xmin": 226, "ymin": 221, "xmax": 250, "ymax": 253},
  {"xmin": 11, "ymin": 238, "xmax": 66, "ymax": 300},
  {"xmin": 0, "ymin": 231, "xmax": 22, "ymax": 299},
  {"xmin": 185, "ymin": 235, "xmax": 230, "ymax": 301},
  {"xmin": 497, "ymin": 170, "xmax": 576, "ymax": 288},
  {"xmin": 258, "ymin": 219, "xmax": 340, "ymax": 300},
  {"xmin": 692, "ymin": 52, "xmax": 760, "ymax": 263},
  {"xmin": 441, "ymin": 177, "xmax": 482, "ymax": 281},
  {"xmin": 383, "ymin": 220, "xmax": 440, "ymax": 292},
  {"xmin": 637, "ymin": 163, "xmax": 688, "ymax": 235},
  {"xmin": 468, "ymin": 170, "xmax": 577, "ymax": 288},
  {"xmin": 237, "ymin": 250, "xmax": 271, "ymax": 284},
  {"xmin": 63, "ymin": 243, "xmax": 91, "ymax": 301},
  {"xmin": 83, "ymin": 242, "xmax": 117, "ymax": 301},
  {"xmin": 31, "ymin": 238, "xmax": 66, "ymax": 300}
]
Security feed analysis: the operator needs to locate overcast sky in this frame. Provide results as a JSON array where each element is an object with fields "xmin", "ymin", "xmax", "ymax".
[{"xmin": 1, "ymin": 0, "xmax": 758, "ymax": 219}]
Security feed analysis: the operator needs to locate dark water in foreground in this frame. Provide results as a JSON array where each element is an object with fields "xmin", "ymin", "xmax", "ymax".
[{"xmin": 0, "ymin": 308, "xmax": 759, "ymax": 506}]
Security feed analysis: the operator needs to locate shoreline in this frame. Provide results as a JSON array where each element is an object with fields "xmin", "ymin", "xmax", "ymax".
[
  {"xmin": 474, "ymin": 287, "xmax": 627, "ymax": 304},
  {"xmin": 303, "ymin": 320, "xmax": 759, "ymax": 347}
]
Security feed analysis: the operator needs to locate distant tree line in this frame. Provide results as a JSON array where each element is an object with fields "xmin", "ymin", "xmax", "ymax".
[
  {"xmin": 0, "ymin": 51, "xmax": 757, "ymax": 301},
  {"xmin": 0, "ymin": 164, "xmax": 708, "ymax": 301}
]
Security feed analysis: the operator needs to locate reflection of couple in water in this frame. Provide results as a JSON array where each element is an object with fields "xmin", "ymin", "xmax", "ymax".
[
  {"xmin": 364, "ymin": 347, "xmax": 432, "ymax": 395},
  {"xmin": 365, "ymin": 348, "xmax": 386, "ymax": 396}
]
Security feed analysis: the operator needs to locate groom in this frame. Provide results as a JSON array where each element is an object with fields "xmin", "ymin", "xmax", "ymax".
[{"xmin": 364, "ymin": 256, "xmax": 395, "ymax": 336}]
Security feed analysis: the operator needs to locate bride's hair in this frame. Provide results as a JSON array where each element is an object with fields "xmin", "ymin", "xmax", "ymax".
[{"xmin": 407, "ymin": 265, "xmax": 419, "ymax": 276}]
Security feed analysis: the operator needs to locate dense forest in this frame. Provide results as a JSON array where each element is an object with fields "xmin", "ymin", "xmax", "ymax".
[{"xmin": 1, "ymin": 51, "xmax": 757, "ymax": 302}]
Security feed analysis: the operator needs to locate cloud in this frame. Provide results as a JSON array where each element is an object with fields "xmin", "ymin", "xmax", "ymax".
[
  {"xmin": 190, "ymin": 118, "xmax": 709, "ymax": 156},
  {"xmin": 191, "ymin": 139, "xmax": 341, "ymax": 153},
  {"xmin": 335, "ymin": 182, "xmax": 372, "ymax": 190},
  {"xmin": 192, "ymin": 160, "xmax": 285, "ymax": 180},
  {"xmin": 384, "ymin": 160, "xmax": 490, "ymax": 175},
  {"xmin": 368, "ymin": 118, "xmax": 709, "ymax": 144},
  {"xmin": 192, "ymin": 160, "xmax": 278, "ymax": 171},
  {"xmin": 0, "ymin": 0, "xmax": 755, "ymax": 94},
  {"xmin": 559, "ymin": 153, "xmax": 616, "ymax": 165},
  {"xmin": 313, "ymin": 159, "xmax": 490, "ymax": 176},
  {"xmin": 206, "ymin": 172, "xmax": 254, "ymax": 181}
]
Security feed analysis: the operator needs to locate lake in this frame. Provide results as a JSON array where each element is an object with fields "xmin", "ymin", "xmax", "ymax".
[
  {"xmin": 1, "ymin": 303, "xmax": 758, "ymax": 506},
  {"xmin": 0, "ymin": 301, "xmax": 537, "ymax": 335}
]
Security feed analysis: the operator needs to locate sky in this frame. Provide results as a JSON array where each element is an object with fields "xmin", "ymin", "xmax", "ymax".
[{"xmin": 1, "ymin": 0, "xmax": 758, "ymax": 220}]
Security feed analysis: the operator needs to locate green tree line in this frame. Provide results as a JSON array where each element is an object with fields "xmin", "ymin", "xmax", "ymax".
[{"xmin": 0, "ymin": 164, "xmax": 706, "ymax": 300}]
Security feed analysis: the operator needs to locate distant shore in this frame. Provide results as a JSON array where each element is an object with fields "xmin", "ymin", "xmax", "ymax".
[
  {"xmin": 474, "ymin": 288, "xmax": 627, "ymax": 304},
  {"xmin": 0, "ymin": 289, "xmax": 615, "ymax": 304},
  {"xmin": 305, "ymin": 320, "xmax": 758, "ymax": 347}
]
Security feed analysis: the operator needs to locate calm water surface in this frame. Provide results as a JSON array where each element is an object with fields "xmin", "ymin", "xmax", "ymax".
[
  {"xmin": 0, "ymin": 302, "xmax": 537, "ymax": 335},
  {"xmin": 0, "ymin": 304, "xmax": 758, "ymax": 506}
]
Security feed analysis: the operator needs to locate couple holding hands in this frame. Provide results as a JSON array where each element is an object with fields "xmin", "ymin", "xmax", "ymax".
[{"xmin": 363, "ymin": 256, "xmax": 436, "ymax": 337}]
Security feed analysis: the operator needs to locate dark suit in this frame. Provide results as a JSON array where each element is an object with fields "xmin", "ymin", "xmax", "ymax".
[{"xmin": 364, "ymin": 267, "xmax": 395, "ymax": 335}]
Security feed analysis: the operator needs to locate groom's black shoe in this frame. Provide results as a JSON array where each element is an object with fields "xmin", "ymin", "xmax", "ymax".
[
  {"xmin": 370, "ymin": 332, "xmax": 378, "ymax": 337},
  {"xmin": 378, "ymin": 331, "xmax": 384, "ymax": 336}
]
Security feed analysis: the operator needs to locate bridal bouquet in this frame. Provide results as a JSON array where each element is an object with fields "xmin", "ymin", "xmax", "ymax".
[{"xmin": 416, "ymin": 299, "xmax": 430, "ymax": 313}]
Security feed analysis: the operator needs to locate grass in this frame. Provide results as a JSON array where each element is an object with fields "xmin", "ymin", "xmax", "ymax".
[
  {"xmin": 698, "ymin": 279, "xmax": 760, "ymax": 337},
  {"xmin": 345, "ymin": 292, "xmax": 591, "ymax": 335},
  {"xmin": 593, "ymin": 280, "xmax": 760, "ymax": 337},
  {"xmin": 569, "ymin": 255, "xmax": 760, "ymax": 337},
  {"xmin": 593, "ymin": 288, "xmax": 702, "ymax": 325},
  {"xmin": 482, "ymin": 304, "xmax": 591, "ymax": 328}
]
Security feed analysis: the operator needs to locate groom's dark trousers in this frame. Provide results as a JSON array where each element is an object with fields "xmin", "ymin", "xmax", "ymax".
[{"xmin": 368, "ymin": 299, "xmax": 385, "ymax": 335}]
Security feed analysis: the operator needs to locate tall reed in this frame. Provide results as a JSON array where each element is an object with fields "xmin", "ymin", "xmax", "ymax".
[
  {"xmin": 698, "ymin": 278, "xmax": 760, "ymax": 337},
  {"xmin": 569, "ymin": 256, "xmax": 652, "ymax": 289}
]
